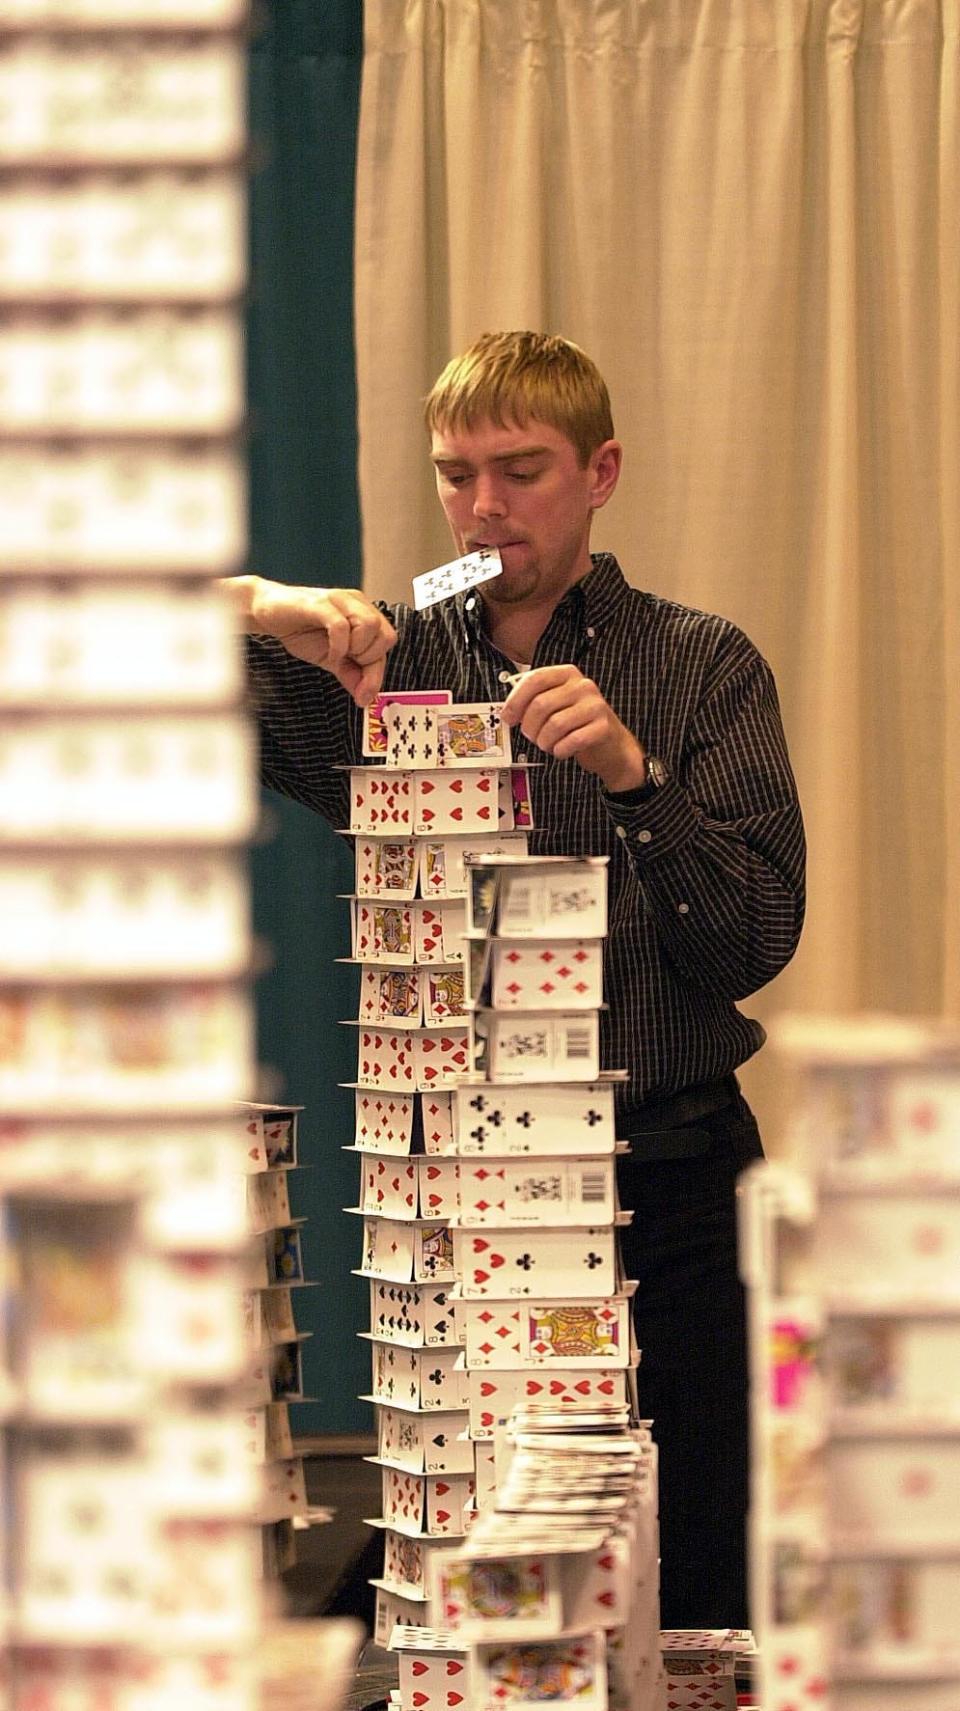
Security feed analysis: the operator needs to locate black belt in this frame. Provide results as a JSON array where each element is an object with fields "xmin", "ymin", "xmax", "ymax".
[{"xmin": 617, "ymin": 1074, "xmax": 739, "ymax": 1161}]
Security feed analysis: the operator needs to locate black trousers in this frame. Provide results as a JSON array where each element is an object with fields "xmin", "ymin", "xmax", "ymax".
[{"xmin": 616, "ymin": 1090, "xmax": 763, "ymax": 1630}]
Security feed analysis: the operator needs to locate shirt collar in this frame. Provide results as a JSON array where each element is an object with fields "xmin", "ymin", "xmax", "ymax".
[{"xmin": 457, "ymin": 551, "xmax": 631, "ymax": 645}]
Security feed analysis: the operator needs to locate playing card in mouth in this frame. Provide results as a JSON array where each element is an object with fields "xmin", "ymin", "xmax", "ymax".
[
  {"xmin": 412, "ymin": 547, "xmax": 503, "ymax": 610},
  {"xmin": 364, "ymin": 689, "xmax": 452, "ymax": 758}
]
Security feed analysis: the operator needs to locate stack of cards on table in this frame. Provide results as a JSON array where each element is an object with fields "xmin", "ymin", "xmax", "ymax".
[
  {"xmin": 0, "ymin": 12, "xmax": 270, "ymax": 1711},
  {"xmin": 236, "ymin": 1101, "xmax": 325, "ymax": 1556},
  {"xmin": 388, "ymin": 1409, "xmax": 662, "ymax": 1711},
  {"xmin": 344, "ymin": 693, "xmax": 534, "ymax": 1642},
  {"xmin": 742, "ymin": 1014, "xmax": 960, "ymax": 1709}
]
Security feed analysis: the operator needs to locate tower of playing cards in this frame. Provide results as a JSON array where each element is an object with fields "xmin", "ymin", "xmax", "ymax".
[
  {"xmin": 741, "ymin": 1015, "xmax": 960, "ymax": 1710},
  {"xmin": 0, "ymin": 8, "xmax": 263, "ymax": 1710},
  {"xmin": 342, "ymin": 694, "xmax": 532, "ymax": 1642},
  {"xmin": 240, "ymin": 1100, "xmax": 327, "ymax": 1575}
]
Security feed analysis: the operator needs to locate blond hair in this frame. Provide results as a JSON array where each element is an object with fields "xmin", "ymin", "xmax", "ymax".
[{"xmin": 424, "ymin": 331, "xmax": 614, "ymax": 467}]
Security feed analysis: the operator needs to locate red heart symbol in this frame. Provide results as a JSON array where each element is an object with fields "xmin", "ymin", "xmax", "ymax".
[
  {"xmin": 412, "ymin": 1663, "xmax": 428, "ymax": 1677},
  {"xmin": 597, "ymin": 1591, "xmax": 615, "ymax": 1607},
  {"xmin": 446, "ymin": 1664, "xmax": 463, "ymax": 1678},
  {"xmin": 447, "ymin": 1695, "xmax": 463, "ymax": 1705},
  {"xmin": 421, "ymin": 780, "xmax": 434, "ymax": 794},
  {"xmin": 576, "ymin": 1381, "xmax": 591, "ymax": 1394},
  {"xmin": 435, "ymin": 1509, "xmax": 450, "ymax": 1523},
  {"xmin": 451, "ymin": 808, "xmax": 463, "ymax": 821},
  {"xmin": 428, "ymin": 1194, "xmax": 442, "ymax": 1208},
  {"xmin": 248, "ymin": 1148, "xmax": 260, "ymax": 1160},
  {"xmin": 473, "ymin": 1238, "xmax": 489, "ymax": 1253},
  {"xmin": 527, "ymin": 1381, "xmax": 543, "ymax": 1394},
  {"xmin": 550, "ymin": 1380, "xmax": 565, "ymax": 1395},
  {"xmin": 478, "ymin": 806, "xmax": 491, "ymax": 819},
  {"xmin": 478, "ymin": 777, "xmax": 491, "ymax": 791},
  {"xmin": 413, "ymin": 1695, "xmax": 428, "ymax": 1707},
  {"xmin": 422, "ymin": 1067, "xmax": 437, "ymax": 1082},
  {"xmin": 599, "ymin": 1380, "xmax": 614, "ymax": 1394},
  {"xmin": 481, "ymin": 1382, "xmax": 496, "ymax": 1395},
  {"xmin": 481, "ymin": 1411, "xmax": 494, "ymax": 1427},
  {"xmin": 427, "ymin": 1166, "xmax": 441, "ymax": 1179},
  {"xmin": 246, "ymin": 1122, "xmax": 258, "ymax": 1135},
  {"xmin": 490, "ymin": 1253, "xmax": 504, "ymax": 1268},
  {"xmin": 421, "ymin": 809, "xmax": 435, "ymax": 823},
  {"xmin": 450, "ymin": 779, "xmax": 463, "ymax": 794},
  {"xmin": 435, "ymin": 1482, "xmax": 449, "ymax": 1495},
  {"xmin": 474, "ymin": 1269, "xmax": 489, "ymax": 1283},
  {"xmin": 421, "ymin": 1039, "xmax": 435, "ymax": 1053}
]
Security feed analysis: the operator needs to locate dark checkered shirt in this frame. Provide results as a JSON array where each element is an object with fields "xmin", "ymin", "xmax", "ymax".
[{"xmin": 249, "ymin": 553, "xmax": 805, "ymax": 1110}]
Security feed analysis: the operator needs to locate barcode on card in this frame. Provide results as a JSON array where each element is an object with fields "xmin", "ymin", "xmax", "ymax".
[
  {"xmin": 502, "ymin": 882, "xmax": 533, "ymax": 922},
  {"xmin": 566, "ymin": 1028, "xmax": 593, "ymax": 1059},
  {"xmin": 581, "ymin": 1171, "xmax": 606, "ymax": 1203}
]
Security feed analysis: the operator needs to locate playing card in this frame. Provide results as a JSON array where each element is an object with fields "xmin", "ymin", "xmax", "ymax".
[
  {"xmin": 381, "ymin": 1466, "xmax": 473, "ymax": 1538},
  {"xmin": 658, "ymin": 1660, "xmax": 735, "ymax": 1710},
  {"xmin": 420, "ymin": 833, "xmax": 529, "ymax": 898},
  {"xmin": 760, "ymin": 1627, "xmax": 829, "ymax": 1711},
  {"xmin": 461, "ymin": 1291, "xmax": 634, "ymax": 1370},
  {"xmin": 363, "ymin": 690, "xmax": 452, "ymax": 757},
  {"xmin": 359, "ymin": 1215, "xmax": 455, "ymax": 1285},
  {"xmin": 490, "ymin": 941, "xmax": 604, "ymax": 1010},
  {"xmin": 416, "ymin": 900, "xmax": 467, "ymax": 964},
  {"xmin": 361, "ymin": 1155, "xmax": 419, "ymax": 1218},
  {"xmin": 811, "ymin": 1191, "xmax": 960, "ymax": 1301},
  {"xmin": 257, "ymin": 1455, "xmax": 309, "ymax": 1524},
  {"xmin": 356, "ymin": 837, "xmax": 419, "ymax": 899},
  {"xmin": 414, "ymin": 1028, "xmax": 471, "ymax": 1088},
  {"xmin": 418, "ymin": 1088, "xmax": 456, "ymax": 1155},
  {"xmin": 245, "ymin": 1168, "xmax": 292, "ymax": 1234},
  {"xmin": 359, "ymin": 966, "xmax": 423, "ymax": 1025},
  {"xmin": 151, "ymin": 1517, "xmax": 261, "ymax": 1645},
  {"xmin": 423, "ymin": 968, "xmax": 468, "ymax": 1026},
  {"xmin": 412, "ymin": 547, "xmax": 503, "ymax": 610},
  {"xmin": 353, "ymin": 899, "xmax": 415, "ymax": 965},
  {"xmin": 823, "ymin": 1310, "xmax": 960, "ymax": 1427},
  {"xmin": 262, "ymin": 1108, "xmax": 299, "ymax": 1167},
  {"xmin": 415, "ymin": 770, "xmax": 500, "ymax": 836},
  {"xmin": 381, "ymin": 1525, "xmax": 451, "ymax": 1596},
  {"xmin": 827, "ymin": 1436, "xmax": 960, "ymax": 1545},
  {"xmin": 479, "ymin": 1011, "xmax": 601, "ymax": 1083},
  {"xmin": 140, "ymin": 1252, "xmax": 247, "ymax": 1383},
  {"xmin": 355, "ymin": 1090, "xmax": 417, "ymax": 1154},
  {"xmin": 367, "ymin": 1279, "xmax": 460, "ymax": 1348},
  {"xmin": 454, "ymin": 1083, "xmax": 616, "ymax": 1157},
  {"xmin": 349, "ymin": 769, "xmax": 414, "ymax": 835},
  {"xmin": 357, "ymin": 1028, "xmax": 419, "ymax": 1090},
  {"xmin": 374, "ymin": 1583, "xmax": 427, "ymax": 1645},
  {"xmin": 496, "ymin": 861, "xmax": 608, "ymax": 939},
  {"xmin": 457, "ymin": 1157, "xmax": 616, "ymax": 1227},
  {"xmin": 378, "ymin": 1403, "xmax": 475, "ymax": 1475},
  {"xmin": 473, "ymin": 1634, "xmax": 606, "ymax": 1710},
  {"xmin": 466, "ymin": 1368, "xmax": 630, "ymax": 1438},
  {"xmin": 429, "ymin": 1550, "xmax": 562, "ymax": 1641},
  {"xmin": 396, "ymin": 1636, "xmax": 472, "ymax": 1711},
  {"xmin": 16, "ymin": 1441, "xmax": 149, "ymax": 1638},
  {"xmin": 453, "ymin": 1228, "xmax": 618, "ymax": 1299},
  {"xmin": 432, "ymin": 704, "xmax": 511, "ymax": 769},
  {"xmin": 385, "ymin": 702, "xmax": 443, "ymax": 769}
]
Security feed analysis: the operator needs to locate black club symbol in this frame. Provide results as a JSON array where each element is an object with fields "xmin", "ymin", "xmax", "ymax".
[
  {"xmin": 585, "ymin": 1252, "xmax": 603, "ymax": 1270},
  {"xmin": 516, "ymin": 1254, "xmax": 533, "ymax": 1271}
]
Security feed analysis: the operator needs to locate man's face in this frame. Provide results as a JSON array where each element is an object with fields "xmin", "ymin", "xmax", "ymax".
[{"xmin": 429, "ymin": 416, "xmax": 620, "ymax": 613}]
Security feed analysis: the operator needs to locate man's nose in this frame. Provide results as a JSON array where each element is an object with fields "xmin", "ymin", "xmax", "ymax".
[{"xmin": 472, "ymin": 474, "xmax": 507, "ymax": 517}]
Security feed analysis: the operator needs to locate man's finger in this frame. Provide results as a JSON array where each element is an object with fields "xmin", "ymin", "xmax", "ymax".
[{"xmin": 501, "ymin": 664, "xmax": 575, "ymax": 723}]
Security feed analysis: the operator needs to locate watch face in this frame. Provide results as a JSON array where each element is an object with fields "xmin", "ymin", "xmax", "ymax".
[{"xmin": 648, "ymin": 755, "xmax": 669, "ymax": 788}]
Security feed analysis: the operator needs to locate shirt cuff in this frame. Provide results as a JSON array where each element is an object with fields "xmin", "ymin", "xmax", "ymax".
[{"xmin": 602, "ymin": 778, "xmax": 701, "ymax": 861}]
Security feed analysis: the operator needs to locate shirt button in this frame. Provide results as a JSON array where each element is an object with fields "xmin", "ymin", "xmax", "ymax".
[
  {"xmin": 637, "ymin": 829, "xmax": 652, "ymax": 844},
  {"xmin": 678, "ymin": 902, "xmax": 690, "ymax": 915},
  {"xmin": 585, "ymin": 625, "xmax": 596, "ymax": 639},
  {"xmin": 615, "ymin": 826, "xmax": 627, "ymax": 840}
]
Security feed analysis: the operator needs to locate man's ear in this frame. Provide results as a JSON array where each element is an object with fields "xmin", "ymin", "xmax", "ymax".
[{"xmin": 588, "ymin": 439, "xmax": 623, "ymax": 512}]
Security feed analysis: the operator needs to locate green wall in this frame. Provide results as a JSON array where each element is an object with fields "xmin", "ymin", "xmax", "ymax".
[{"xmin": 248, "ymin": 1, "xmax": 369, "ymax": 1434}]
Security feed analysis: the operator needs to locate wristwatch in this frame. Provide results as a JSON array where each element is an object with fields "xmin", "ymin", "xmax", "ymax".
[{"xmin": 637, "ymin": 754, "xmax": 669, "ymax": 799}]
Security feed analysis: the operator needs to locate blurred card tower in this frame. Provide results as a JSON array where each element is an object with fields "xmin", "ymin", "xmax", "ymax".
[
  {"xmin": 239, "ymin": 1100, "xmax": 326, "ymax": 1575},
  {"xmin": 0, "ymin": 6, "xmax": 259, "ymax": 1711},
  {"xmin": 742, "ymin": 1016, "xmax": 960, "ymax": 1710},
  {"xmin": 341, "ymin": 695, "xmax": 532, "ymax": 1641}
]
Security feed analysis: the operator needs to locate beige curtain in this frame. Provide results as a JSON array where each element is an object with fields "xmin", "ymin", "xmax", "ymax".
[{"xmin": 353, "ymin": 0, "xmax": 960, "ymax": 1142}]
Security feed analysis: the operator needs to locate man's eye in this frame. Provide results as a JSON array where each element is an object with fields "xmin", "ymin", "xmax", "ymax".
[
  {"xmin": 444, "ymin": 472, "xmax": 470, "ymax": 487},
  {"xmin": 507, "ymin": 470, "xmax": 538, "ymax": 483}
]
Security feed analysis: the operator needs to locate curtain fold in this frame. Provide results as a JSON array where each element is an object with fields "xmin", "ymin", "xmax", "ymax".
[{"xmin": 354, "ymin": 0, "xmax": 960, "ymax": 1139}]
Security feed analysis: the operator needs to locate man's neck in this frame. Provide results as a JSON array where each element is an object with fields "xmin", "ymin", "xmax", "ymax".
[{"xmin": 482, "ymin": 600, "xmax": 554, "ymax": 664}]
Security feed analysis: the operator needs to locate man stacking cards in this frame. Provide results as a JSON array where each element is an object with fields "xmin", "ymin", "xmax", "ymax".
[{"xmin": 225, "ymin": 330, "xmax": 805, "ymax": 1626}]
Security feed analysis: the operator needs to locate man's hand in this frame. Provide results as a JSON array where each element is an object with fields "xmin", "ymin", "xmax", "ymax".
[
  {"xmin": 501, "ymin": 665, "xmax": 646, "ymax": 793},
  {"xmin": 221, "ymin": 576, "xmax": 397, "ymax": 706}
]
